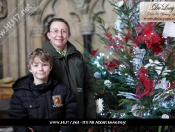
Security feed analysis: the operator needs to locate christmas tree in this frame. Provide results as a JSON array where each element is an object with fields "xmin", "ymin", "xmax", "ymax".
[{"xmin": 84, "ymin": 0, "xmax": 175, "ymax": 131}]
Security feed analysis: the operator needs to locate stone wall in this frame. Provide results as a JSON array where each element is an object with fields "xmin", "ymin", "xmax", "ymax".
[{"xmin": 0, "ymin": 47, "xmax": 2, "ymax": 78}]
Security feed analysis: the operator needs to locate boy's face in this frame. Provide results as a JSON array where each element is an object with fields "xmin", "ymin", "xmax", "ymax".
[{"xmin": 29, "ymin": 57, "xmax": 52, "ymax": 84}]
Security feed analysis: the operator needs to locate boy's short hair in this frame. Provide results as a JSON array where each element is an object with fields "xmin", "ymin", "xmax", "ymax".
[{"xmin": 28, "ymin": 48, "xmax": 53, "ymax": 68}]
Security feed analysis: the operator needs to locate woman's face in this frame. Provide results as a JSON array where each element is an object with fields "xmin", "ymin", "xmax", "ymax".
[{"xmin": 47, "ymin": 21, "xmax": 70, "ymax": 49}]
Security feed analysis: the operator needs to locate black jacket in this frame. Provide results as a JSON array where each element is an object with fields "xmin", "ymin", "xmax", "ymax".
[{"xmin": 8, "ymin": 74, "xmax": 78, "ymax": 132}]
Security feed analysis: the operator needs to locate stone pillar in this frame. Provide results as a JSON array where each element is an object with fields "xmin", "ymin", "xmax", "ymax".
[
  {"xmin": 1, "ymin": 0, "xmax": 30, "ymax": 79},
  {"xmin": 18, "ymin": 0, "xmax": 28, "ymax": 77},
  {"xmin": 1, "ymin": 26, "xmax": 9, "ymax": 78},
  {"xmin": 31, "ymin": 25, "xmax": 43, "ymax": 51},
  {"xmin": 4, "ymin": 0, "xmax": 20, "ymax": 80},
  {"xmin": 80, "ymin": 22, "xmax": 94, "ymax": 52},
  {"xmin": 76, "ymin": 0, "xmax": 94, "ymax": 53}
]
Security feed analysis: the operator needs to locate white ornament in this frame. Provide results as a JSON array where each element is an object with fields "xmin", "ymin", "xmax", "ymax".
[
  {"xmin": 94, "ymin": 72, "xmax": 101, "ymax": 79},
  {"xmin": 131, "ymin": 104, "xmax": 145, "ymax": 117},
  {"xmin": 104, "ymin": 80, "xmax": 112, "ymax": 88},
  {"xmin": 114, "ymin": 0, "xmax": 124, "ymax": 7}
]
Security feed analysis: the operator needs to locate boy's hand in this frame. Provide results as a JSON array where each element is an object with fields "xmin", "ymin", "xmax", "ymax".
[
  {"xmin": 28, "ymin": 127, "xmax": 34, "ymax": 132},
  {"xmin": 86, "ymin": 127, "xmax": 92, "ymax": 132}
]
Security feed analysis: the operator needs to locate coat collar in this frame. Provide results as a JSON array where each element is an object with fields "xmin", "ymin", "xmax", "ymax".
[
  {"xmin": 43, "ymin": 39, "xmax": 77, "ymax": 58},
  {"xmin": 12, "ymin": 73, "xmax": 59, "ymax": 93}
]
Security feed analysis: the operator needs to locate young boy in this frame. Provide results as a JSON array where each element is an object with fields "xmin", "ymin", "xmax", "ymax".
[{"xmin": 8, "ymin": 48, "xmax": 78, "ymax": 132}]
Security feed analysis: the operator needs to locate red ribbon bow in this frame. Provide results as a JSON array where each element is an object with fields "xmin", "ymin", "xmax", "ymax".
[{"xmin": 136, "ymin": 67, "xmax": 154, "ymax": 100}]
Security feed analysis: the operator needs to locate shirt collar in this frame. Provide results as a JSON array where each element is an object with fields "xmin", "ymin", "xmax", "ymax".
[{"xmin": 56, "ymin": 44, "xmax": 67, "ymax": 56}]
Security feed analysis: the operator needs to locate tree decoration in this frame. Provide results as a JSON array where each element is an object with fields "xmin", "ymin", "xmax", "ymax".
[{"xmin": 84, "ymin": 0, "xmax": 175, "ymax": 131}]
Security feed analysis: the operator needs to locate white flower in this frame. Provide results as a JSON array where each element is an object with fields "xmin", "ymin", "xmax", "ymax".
[
  {"xmin": 104, "ymin": 80, "xmax": 111, "ymax": 88},
  {"xmin": 131, "ymin": 104, "xmax": 145, "ymax": 117},
  {"xmin": 96, "ymin": 98, "xmax": 104, "ymax": 114},
  {"xmin": 161, "ymin": 114, "xmax": 169, "ymax": 119},
  {"xmin": 94, "ymin": 72, "xmax": 101, "ymax": 79},
  {"xmin": 155, "ymin": 78, "xmax": 170, "ymax": 90}
]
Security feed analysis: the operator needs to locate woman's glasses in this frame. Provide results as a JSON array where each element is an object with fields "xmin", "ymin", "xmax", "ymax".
[{"xmin": 50, "ymin": 29, "xmax": 68, "ymax": 35}]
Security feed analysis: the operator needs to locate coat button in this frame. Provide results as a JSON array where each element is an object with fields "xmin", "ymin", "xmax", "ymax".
[{"xmin": 30, "ymin": 105, "xmax": 32, "ymax": 108}]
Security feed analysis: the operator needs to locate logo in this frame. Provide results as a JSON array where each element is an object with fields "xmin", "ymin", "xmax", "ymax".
[
  {"xmin": 52, "ymin": 95, "xmax": 63, "ymax": 107},
  {"xmin": 140, "ymin": 2, "xmax": 175, "ymax": 22},
  {"xmin": 77, "ymin": 87, "xmax": 82, "ymax": 92}
]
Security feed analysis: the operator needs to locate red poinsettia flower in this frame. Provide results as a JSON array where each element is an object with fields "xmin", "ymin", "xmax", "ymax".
[
  {"xmin": 134, "ymin": 22, "xmax": 160, "ymax": 49},
  {"xmin": 91, "ymin": 49, "xmax": 98, "ymax": 57},
  {"xmin": 144, "ymin": 32, "xmax": 160, "ymax": 49},
  {"xmin": 112, "ymin": 126, "xmax": 122, "ymax": 131},
  {"xmin": 134, "ymin": 36, "xmax": 145, "ymax": 47},
  {"xmin": 85, "ymin": 49, "xmax": 98, "ymax": 60},
  {"xmin": 102, "ymin": 59, "xmax": 120, "ymax": 74},
  {"xmin": 169, "ymin": 80, "xmax": 175, "ymax": 90},
  {"xmin": 96, "ymin": 91, "xmax": 103, "ymax": 95},
  {"xmin": 142, "ymin": 22, "xmax": 156, "ymax": 35},
  {"xmin": 117, "ymin": 43, "xmax": 124, "ymax": 50},
  {"xmin": 152, "ymin": 34, "xmax": 166, "ymax": 55},
  {"xmin": 109, "ymin": 105, "xmax": 116, "ymax": 110},
  {"xmin": 104, "ymin": 44, "xmax": 117, "ymax": 50},
  {"xmin": 106, "ymin": 31, "xmax": 116, "ymax": 44},
  {"xmin": 122, "ymin": 28, "xmax": 131, "ymax": 43}
]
